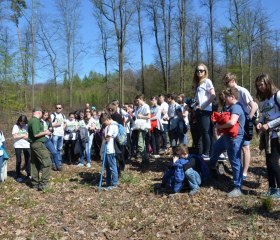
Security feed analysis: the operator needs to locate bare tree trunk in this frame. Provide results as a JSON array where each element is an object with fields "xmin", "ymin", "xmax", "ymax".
[
  {"xmin": 16, "ymin": 25, "xmax": 28, "ymax": 110},
  {"xmin": 151, "ymin": 2, "xmax": 167, "ymax": 92},
  {"xmin": 178, "ymin": 0, "xmax": 186, "ymax": 92},
  {"xmin": 92, "ymin": 0, "xmax": 133, "ymax": 105},
  {"xmin": 276, "ymin": 31, "xmax": 280, "ymax": 86},
  {"xmin": 136, "ymin": 0, "xmax": 145, "ymax": 94},
  {"xmin": 233, "ymin": 0, "xmax": 244, "ymax": 86},
  {"xmin": 209, "ymin": 0, "xmax": 214, "ymax": 82},
  {"xmin": 31, "ymin": 0, "xmax": 36, "ymax": 109}
]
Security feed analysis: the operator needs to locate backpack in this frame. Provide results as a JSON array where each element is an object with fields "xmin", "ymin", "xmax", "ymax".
[
  {"xmin": 78, "ymin": 127, "xmax": 89, "ymax": 150},
  {"xmin": 244, "ymin": 113, "xmax": 254, "ymax": 141},
  {"xmin": 187, "ymin": 154, "xmax": 210, "ymax": 183},
  {"xmin": 274, "ymin": 90, "xmax": 280, "ymax": 111},
  {"xmin": 236, "ymin": 103, "xmax": 253, "ymax": 141},
  {"xmin": 51, "ymin": 112, "xmax": 66, "ymax": 123},
  {"xmin": 112, "ymin": 123, "xmax": 127, "ymax": 145}
]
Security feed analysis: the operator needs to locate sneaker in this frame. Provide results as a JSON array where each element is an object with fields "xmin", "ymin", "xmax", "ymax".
[
  {"xmin": 242, "ymin": 175, "xmax": 248, "ymax": 180},
  {"xmin": 227, "ymin": 188, "xmax": 242, "ymax": 198},
  {"xmin": 202, "ymin": 154, "xmax": 210, "ymax": 160},
  {"xmin": 77, "ymin": 163, "xmax": 84, "ymax": 167},
  {"xmin": 103, "ymin": 186, "xmax": 117, "ymax": 191},
  {"xmin": 270, "ymin": 188, "xmax": 280, "ymax": 200},
  {"xmin": 263, "ymin": 188, "xmax": 277, "ymax": 197},
  {"xmin": 150, "ymin": 154, "xmax": 160, "ymax": 159},
  {"xmin": 86, "ymin": 163, "xmax": 91, "ymax": 168},
  {"xmin": 16, "ymin": 177, "xmax": 23, "ymax": 183},
  {"xmin": 219, "ymin": 153, "xmax": 226, "ymax": 159},
  {"xmin": 189, "ymin": 188, "xmax": 200, "ymax": 196}
]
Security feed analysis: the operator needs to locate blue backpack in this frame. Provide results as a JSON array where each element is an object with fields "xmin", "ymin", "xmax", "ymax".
[
  {"xmin": 188, "ymin": 154, "xmax": 210, "ymax": 183},
  {"xmin": 113, "ymin": 123, "xmax": 127, "ymax": 145}
]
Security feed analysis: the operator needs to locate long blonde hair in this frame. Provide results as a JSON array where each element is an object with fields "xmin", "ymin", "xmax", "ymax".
[{"xmin": 192, "ymin": 63, "xmax": 209, "ymax": 88}]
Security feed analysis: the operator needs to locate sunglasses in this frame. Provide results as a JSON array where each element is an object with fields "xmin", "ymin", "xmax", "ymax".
[
  {"xmin": 196, "ymin": 69, "xmax": 205, "ymax": 73},
  {"xmin": 56, "ymin": 107, "xmax": 62, "ymax": 109},
  {"xmin": 86, "ymin": 110, "xmax": 91, "ymax": 113}
]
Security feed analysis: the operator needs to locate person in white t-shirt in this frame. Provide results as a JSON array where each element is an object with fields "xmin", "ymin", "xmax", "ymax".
[
  {"xmin": 158, "ymin": 94, "xmax": 169, "ymax": 150},
  {"xmin": 64, "ymin": 112, "xmax": 78, "ymax": 164},
  {"xmin": 223, "ymin": 73, "xmax": 258, "ymax": 179},
  {"xmin": 12, "ymin": 115, "xmax": 30, "ymax": 182},
  {"xmin": 192, "ymin": 63, "xmax": 216, "ymax": 160},
  {"xmin": 100, "ymin": 112, "xmax": 119, "ymax": 190},
  {"xmin": 134, "ymin": 94, "xmax": 151, "ymax": 166},
  {"xmin": 77, "ymin": 108, "xmax": 96, "ymax": 168},
  {"xmin": 51, "ymin": 104, "xmax": 66, "ymax": 168}
]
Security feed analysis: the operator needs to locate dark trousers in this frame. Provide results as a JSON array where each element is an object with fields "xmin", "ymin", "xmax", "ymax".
[
  {"xmin": 151, "ymin": 128, "xmax": 161, "ymax": 155},
  {"xmin": 64, "ymin": 140, "xmax": 76, "ymax": 163},
  {"xmin": 266, "ymin": 138, "xmax": 280, "ymax": 188},
  {"xmin": 15, "ymin": 148, "xmax": 30, "ymax": 178},
  {"xmin": 194, "ymin": 110, "xmax": 212, "ymax": 155}
]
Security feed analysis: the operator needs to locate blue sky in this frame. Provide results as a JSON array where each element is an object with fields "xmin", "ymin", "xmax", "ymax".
[{"xmin": 18, "ymin": 0, "xmax": 280, "ymax": 83}]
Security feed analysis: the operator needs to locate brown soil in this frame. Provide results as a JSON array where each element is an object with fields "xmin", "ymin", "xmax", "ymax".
[{"xmin": 0, "ymin": 145, "xmax": 280, "ymax": 240}]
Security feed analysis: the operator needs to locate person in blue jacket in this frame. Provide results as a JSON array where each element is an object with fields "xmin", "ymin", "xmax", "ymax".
[{"xmin": 162, "ymin": 144, "xmax": 201, "ymax": 195}]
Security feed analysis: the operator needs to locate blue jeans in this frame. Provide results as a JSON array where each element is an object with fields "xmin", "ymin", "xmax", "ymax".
[
  {"xmin": 161, "ymin": 123, "xmax": 168, "ymax": 149},
  {"xmin": 210, "ymin": 135, "xmax": 244, "ymax": 188},
  {"xmin": 45, "ymin": 138, "xmax": 61, "ymax": 169},
  {"xmin": 105, "ymin": 153, "xmax": 118, "ymax": 186},
  {"xmin": 0, "ymin": 155, "xmax": 4, "ymax": 182},
  {"xmin": 79, "ymin": 133, "xmax": 93, "ymax": 164},
  {"xmin": 51, "ymin": 135, "xmax": 63, "ymax": 166},
  {"xmin": 185, "ymin": 168, "xmax": 201, "ymax": 190}
]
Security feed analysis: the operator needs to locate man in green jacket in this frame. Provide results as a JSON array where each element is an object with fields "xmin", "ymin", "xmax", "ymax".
[{"xmin": 28, "ymin": 107, "xmax": 52, "ymax": 191}]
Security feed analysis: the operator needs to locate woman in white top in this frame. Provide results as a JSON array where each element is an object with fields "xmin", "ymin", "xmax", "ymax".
[
  {"xmin": 42, "ymin": 110, "xmax": 61, "ymax": 171},
  {"xmin": 256, "ymin": 73, "xmax": 280, "ymax": 199},
  {"xmin": 64, "ymin": 112, "xmax": 78, "ymax": 164},
  {"xmin": 77, "ymin": 108, "xmax": 96, "ymax": 168},
  {"xmin": 12, "ymin": 115, "xmax": 30, "ymax": 182},
  {"xmin": 192, "ymin": 63, "xmax": 216, "ymax": 159}
]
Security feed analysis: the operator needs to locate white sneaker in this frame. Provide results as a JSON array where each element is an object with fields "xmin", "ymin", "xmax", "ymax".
[
  {"xmin": 86, "ymin": 163, "xmax": 91, "ymax": 168},
  {"xmin": 202, "ymin": 154, "xmax": 210, "ymax": 160}
]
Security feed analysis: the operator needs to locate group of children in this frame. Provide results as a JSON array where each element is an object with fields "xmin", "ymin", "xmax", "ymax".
[{"xmin": 1, "ymin": 64, "xmax": 280, "ymax": 197}]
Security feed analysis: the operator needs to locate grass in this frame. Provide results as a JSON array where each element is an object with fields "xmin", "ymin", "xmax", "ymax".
[{"xmin": 120, "ymin": 171, "xmax": 140, "ymax": 185}]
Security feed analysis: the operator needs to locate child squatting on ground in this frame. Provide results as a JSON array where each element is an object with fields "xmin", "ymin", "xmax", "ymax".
[{"xmin": 162, "ymin": 144, "xmax": 201, "ymax": 195}]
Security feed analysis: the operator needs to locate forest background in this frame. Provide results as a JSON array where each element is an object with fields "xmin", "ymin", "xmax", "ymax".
[{"xmin": 0, "ymin": 0, "xmax": 280, "ymax": 112}]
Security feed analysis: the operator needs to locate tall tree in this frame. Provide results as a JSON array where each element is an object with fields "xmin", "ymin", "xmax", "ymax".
[
  {"xmin": 92, "ymin": 5, "xmax": 112, "ymax": 104},
  {"xmin": 30, "ymin": 0, "xmax": 38, "ymax": 108},
  {"xmin": 178, "ymin": 0, "xmax": 186, "ymax": 91},
  {"xmin": 229, "ymin": 0, "xmax": 249, "ymax": 86},
  {"xmin": 243, "ymin": 6, "xmax": 265, "ymax": 92},
  {"xmin": 37, "ymin": 14, "xmax": 60, "ymax": 104},
  {"xmin": 147, "ymin": 0, "xmax": 173, "ymax": 92},
  {"xmin": 92, "ymin": 0, "xmax": 134, "ymax": 105},
  {"xmin": 201, "ymin": 0, "xmax": 216, "ymax": 82},
  {"xmin": 11, "ymin": 0, "xmax": 28, "ymax": 109},
  {"xmin": 136, "ymin": 0, "xmax": 145, "ymax": 94},
  {"xmin": 56, "ymin": 0, "xmax": 81, "ymax": 107}
]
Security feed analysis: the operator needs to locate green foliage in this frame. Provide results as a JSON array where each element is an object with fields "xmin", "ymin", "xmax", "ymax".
[
  {"xmin": 11, "ymin": 0, "xmax": 27, "ymax": 26},
  {"xmin": 261, "ymin": 197, "xmax": 274, "ymax": 212}
]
